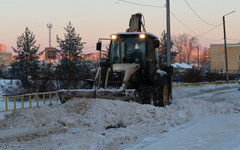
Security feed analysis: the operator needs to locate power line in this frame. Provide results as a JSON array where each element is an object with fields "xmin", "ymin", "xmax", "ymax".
[
  {"xmin": 228, "ymin": 38, "xmax": 240, "ymax": 41},
  {"xmin": 84, "ymin": 46, "xmax": 96, "ymax": 49},
  {"xmin": 117, "ymin": 0, "xmax": 223, "ymax": 43},
  {"xmin": 170, "ymin": 11, "xmax": 222, "ymax": 42},
  {"xmin": 198, "ymin": 23, "xmax": 223, "ymax": 37},
  {"xmin": 157, "ymin": 0, "xmax": 166, "ymax": 5},
  {"xmin": 117, "ymin": 0, "xmax": 165, "ymax": 8},
  {"xmin": 184, "ymin": 0, "xmax": 219, "ymax": 27},
  {"xmin": 84, "ymin": 44, "xmax": 108, "ymax": 50},
  {"xmin": 212, "ymin": 38, "xmax": 224, "ymax": 42},
  {"xmin": 170, "ymin": 12, "xmax": 206, "ymax": 38}
]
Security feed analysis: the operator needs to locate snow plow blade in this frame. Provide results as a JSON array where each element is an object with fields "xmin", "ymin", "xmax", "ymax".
[{"xmin": 58, "ymin": 89, "xmax": 137, "ymax": 103}]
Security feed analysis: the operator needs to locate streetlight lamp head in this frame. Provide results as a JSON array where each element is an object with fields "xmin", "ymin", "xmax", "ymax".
[
  {"xmin": 223, "ymin": 10, "xmax": 236, "ymax": 17},
  {"xmin": 47, "ymin": 23, "xmax": 52, "ymax": 28}
]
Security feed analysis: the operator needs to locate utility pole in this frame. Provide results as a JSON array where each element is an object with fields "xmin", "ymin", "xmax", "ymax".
[
  {"xmin": 197, "ymin": 46, "xmax": 200, "ymax": 69},
  {"xmin": 223, "ymin": 11, "xmax": 235, "ymax": 84},
  {"xmin": 166, "ymin": 0, "xmax": 171, "ymax": 66},
  {"xmin": 179, "ymin": 46, "xmax": 182, "ymax": 63}
]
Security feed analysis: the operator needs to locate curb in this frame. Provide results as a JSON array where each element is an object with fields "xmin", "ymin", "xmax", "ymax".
[{"xmin": 173, "ymin": 80, "xmax": 238, "ymax": 88}]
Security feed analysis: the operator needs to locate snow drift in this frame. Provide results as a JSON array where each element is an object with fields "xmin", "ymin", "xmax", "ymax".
[{"xmin": 0, "ymin": 84, "xmax": 239, "ymax": 150}]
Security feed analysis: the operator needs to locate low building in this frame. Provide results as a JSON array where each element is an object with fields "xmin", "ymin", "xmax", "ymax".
[
  {"xmin": 42, "ymin": 47, "xmax": 59, "ymax": 65},
  {"xmin": 44, "ymin": 47, "xmax": 59, "ymax": 59},
  {"xmin": 0, "ymin": 52, "xmax": 12, "ymax": 67},
  {"xmin": 209, "ymin": 43, "xmax": 240, "ymax": 73}
]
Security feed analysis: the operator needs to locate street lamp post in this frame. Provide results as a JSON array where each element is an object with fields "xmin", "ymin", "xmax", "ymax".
[{"xmin": 223, "ymin": 11, "xmax": 235, "ymax": 84}]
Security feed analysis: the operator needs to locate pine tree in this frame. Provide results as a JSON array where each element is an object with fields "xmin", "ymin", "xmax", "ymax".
[
  {"xmin": 158, "ymin": 30, "xmax": 178, "ymax": 66},
  {"xmin": 12, "ymin": 27, "xmax": 42, "ymax": 92},
  {"xmin": 57, "ymin": 22, "xmax": 85, "ymax": 60},
  {"xmin": 55, "ymin": 22, "xmax": 90, "ymax": 89}
]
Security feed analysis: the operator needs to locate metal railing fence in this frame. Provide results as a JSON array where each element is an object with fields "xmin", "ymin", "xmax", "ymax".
[{"xmin": 0, "ymin": 91, "xmax": 59, "ymax": 112}]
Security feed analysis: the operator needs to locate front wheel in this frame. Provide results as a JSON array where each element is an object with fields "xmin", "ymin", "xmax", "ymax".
[
  {"xmin": 137, "ymin": 86, "xmax": 156, "ymax": 105},
  {"xmin": 154, "ymin": 78, "xmax": 169, "ymax": 107}
]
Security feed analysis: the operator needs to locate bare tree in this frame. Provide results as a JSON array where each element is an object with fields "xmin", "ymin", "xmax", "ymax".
[
  {"xmin": 173, "ymin": 33, "xmax": 188, "ymax": 63},
  {"xmin": 173, "ymin": 33, "xmax": 198, "ymax": 64},
  {"xmin": 200, "ymin": 47, "xmax": 209, "ymax": 67},
  {"xmin": 186, "ymin": 36, "xmax": 198, "ymax": 64}
]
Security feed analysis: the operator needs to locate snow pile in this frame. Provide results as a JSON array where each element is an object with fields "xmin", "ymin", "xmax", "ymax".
[
  {"xmin": 172, "ymin": 63, "xmax": 192, "ymax": 69},
  {"xmin": 2, "ymin": 96, "xmax": 239, "ymax": 131},
  {"xmin": 0, "ymin": 79, "xmax": 24, "ymax": 96},
  {"xmin": 0, "ymin": 112, "xmax": 12, "ymax": 121},
  {"xmin": 0, "ymin": 84, "xmax": 239, "ymax": 149}
]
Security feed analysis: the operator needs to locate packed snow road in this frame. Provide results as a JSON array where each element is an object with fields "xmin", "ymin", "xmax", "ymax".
[
  {"xmin": 174, "ymin": 84, "xmax": 240, "ymax": 102},
  {"xmin": 0, "ymin": 83, "xmax": 239, "ymax": 150},
  {"xmin": 128, "ymin": 84, "xmax": 240, "ymax": 150},
  {"xmin": 129, "ymin": 114, "xmax": 240, "ymax": 150},
  {"xmin": 190, "ymin": 88, "xmax": 239, "ymax": 102}
]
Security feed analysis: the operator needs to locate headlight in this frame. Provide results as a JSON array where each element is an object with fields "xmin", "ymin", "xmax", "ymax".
[
  {"xmin": 110, "ymin": 34, "xmax": 117, "ymax": 40},
  {"xmin": 139, "ymin": 34, "xmax": 146, "ymax": 39}
]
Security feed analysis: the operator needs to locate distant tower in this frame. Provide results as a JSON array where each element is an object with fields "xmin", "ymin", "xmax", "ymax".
[{"xmin": 47, "ymin": 23, "xmax": 53, "ymax": 48}]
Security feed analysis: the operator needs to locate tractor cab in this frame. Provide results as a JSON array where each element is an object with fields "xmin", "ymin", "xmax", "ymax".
[{"xmin": 108, "ymin": 32, "xmax": 160, "ymax": 77}]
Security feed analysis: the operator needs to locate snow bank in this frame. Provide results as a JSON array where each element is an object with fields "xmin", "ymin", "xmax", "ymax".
[
  {"xmin": 0, "ymin": 84, "xmax": 239, "ymax": 150},
  {"xmin": 0, "ymin": 79, "xmax": 24, "ymax": 96},
  {"xmin": 3, "ymin": 96, "xmax": 239, "ymax": 131},
  {"xmin": 173, "ymin": 83, "xmax": 238, "ymax": 98},
  {"xmin": 0, "ymin": 112, "xmax": 12, "ymax": 121}
]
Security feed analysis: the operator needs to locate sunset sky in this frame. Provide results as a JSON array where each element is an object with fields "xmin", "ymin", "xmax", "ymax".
[{"xmin": 0, "ymin": 0, "xmax": 240, "ymax": 53}]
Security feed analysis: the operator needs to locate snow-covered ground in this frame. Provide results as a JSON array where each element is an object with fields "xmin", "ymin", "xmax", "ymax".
[
  {"xmin": 130, "ymin": 114, "xmax": 240, "ymax": 150},
  {"xmin": 0, "ymin": 79, "xmax": 24, "ymax": 96},
  {"xmin": 0, "ymin": 83, "xmax": 239, "ymax": 150}
]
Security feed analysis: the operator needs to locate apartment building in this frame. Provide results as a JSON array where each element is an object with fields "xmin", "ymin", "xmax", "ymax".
[{"xmin": 209, "ymin": 43, "xmax": 240, "ymax": 73}]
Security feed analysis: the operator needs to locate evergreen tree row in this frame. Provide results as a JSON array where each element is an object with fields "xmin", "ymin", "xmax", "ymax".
[{"xmin": 11, "ymin": 22, "xmax": 93, "ymax": 93}]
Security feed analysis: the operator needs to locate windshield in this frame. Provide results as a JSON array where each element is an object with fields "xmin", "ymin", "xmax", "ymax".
[{"xmin": 109, "ymin": 36, "xmax": 146, "ymax": 63}]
